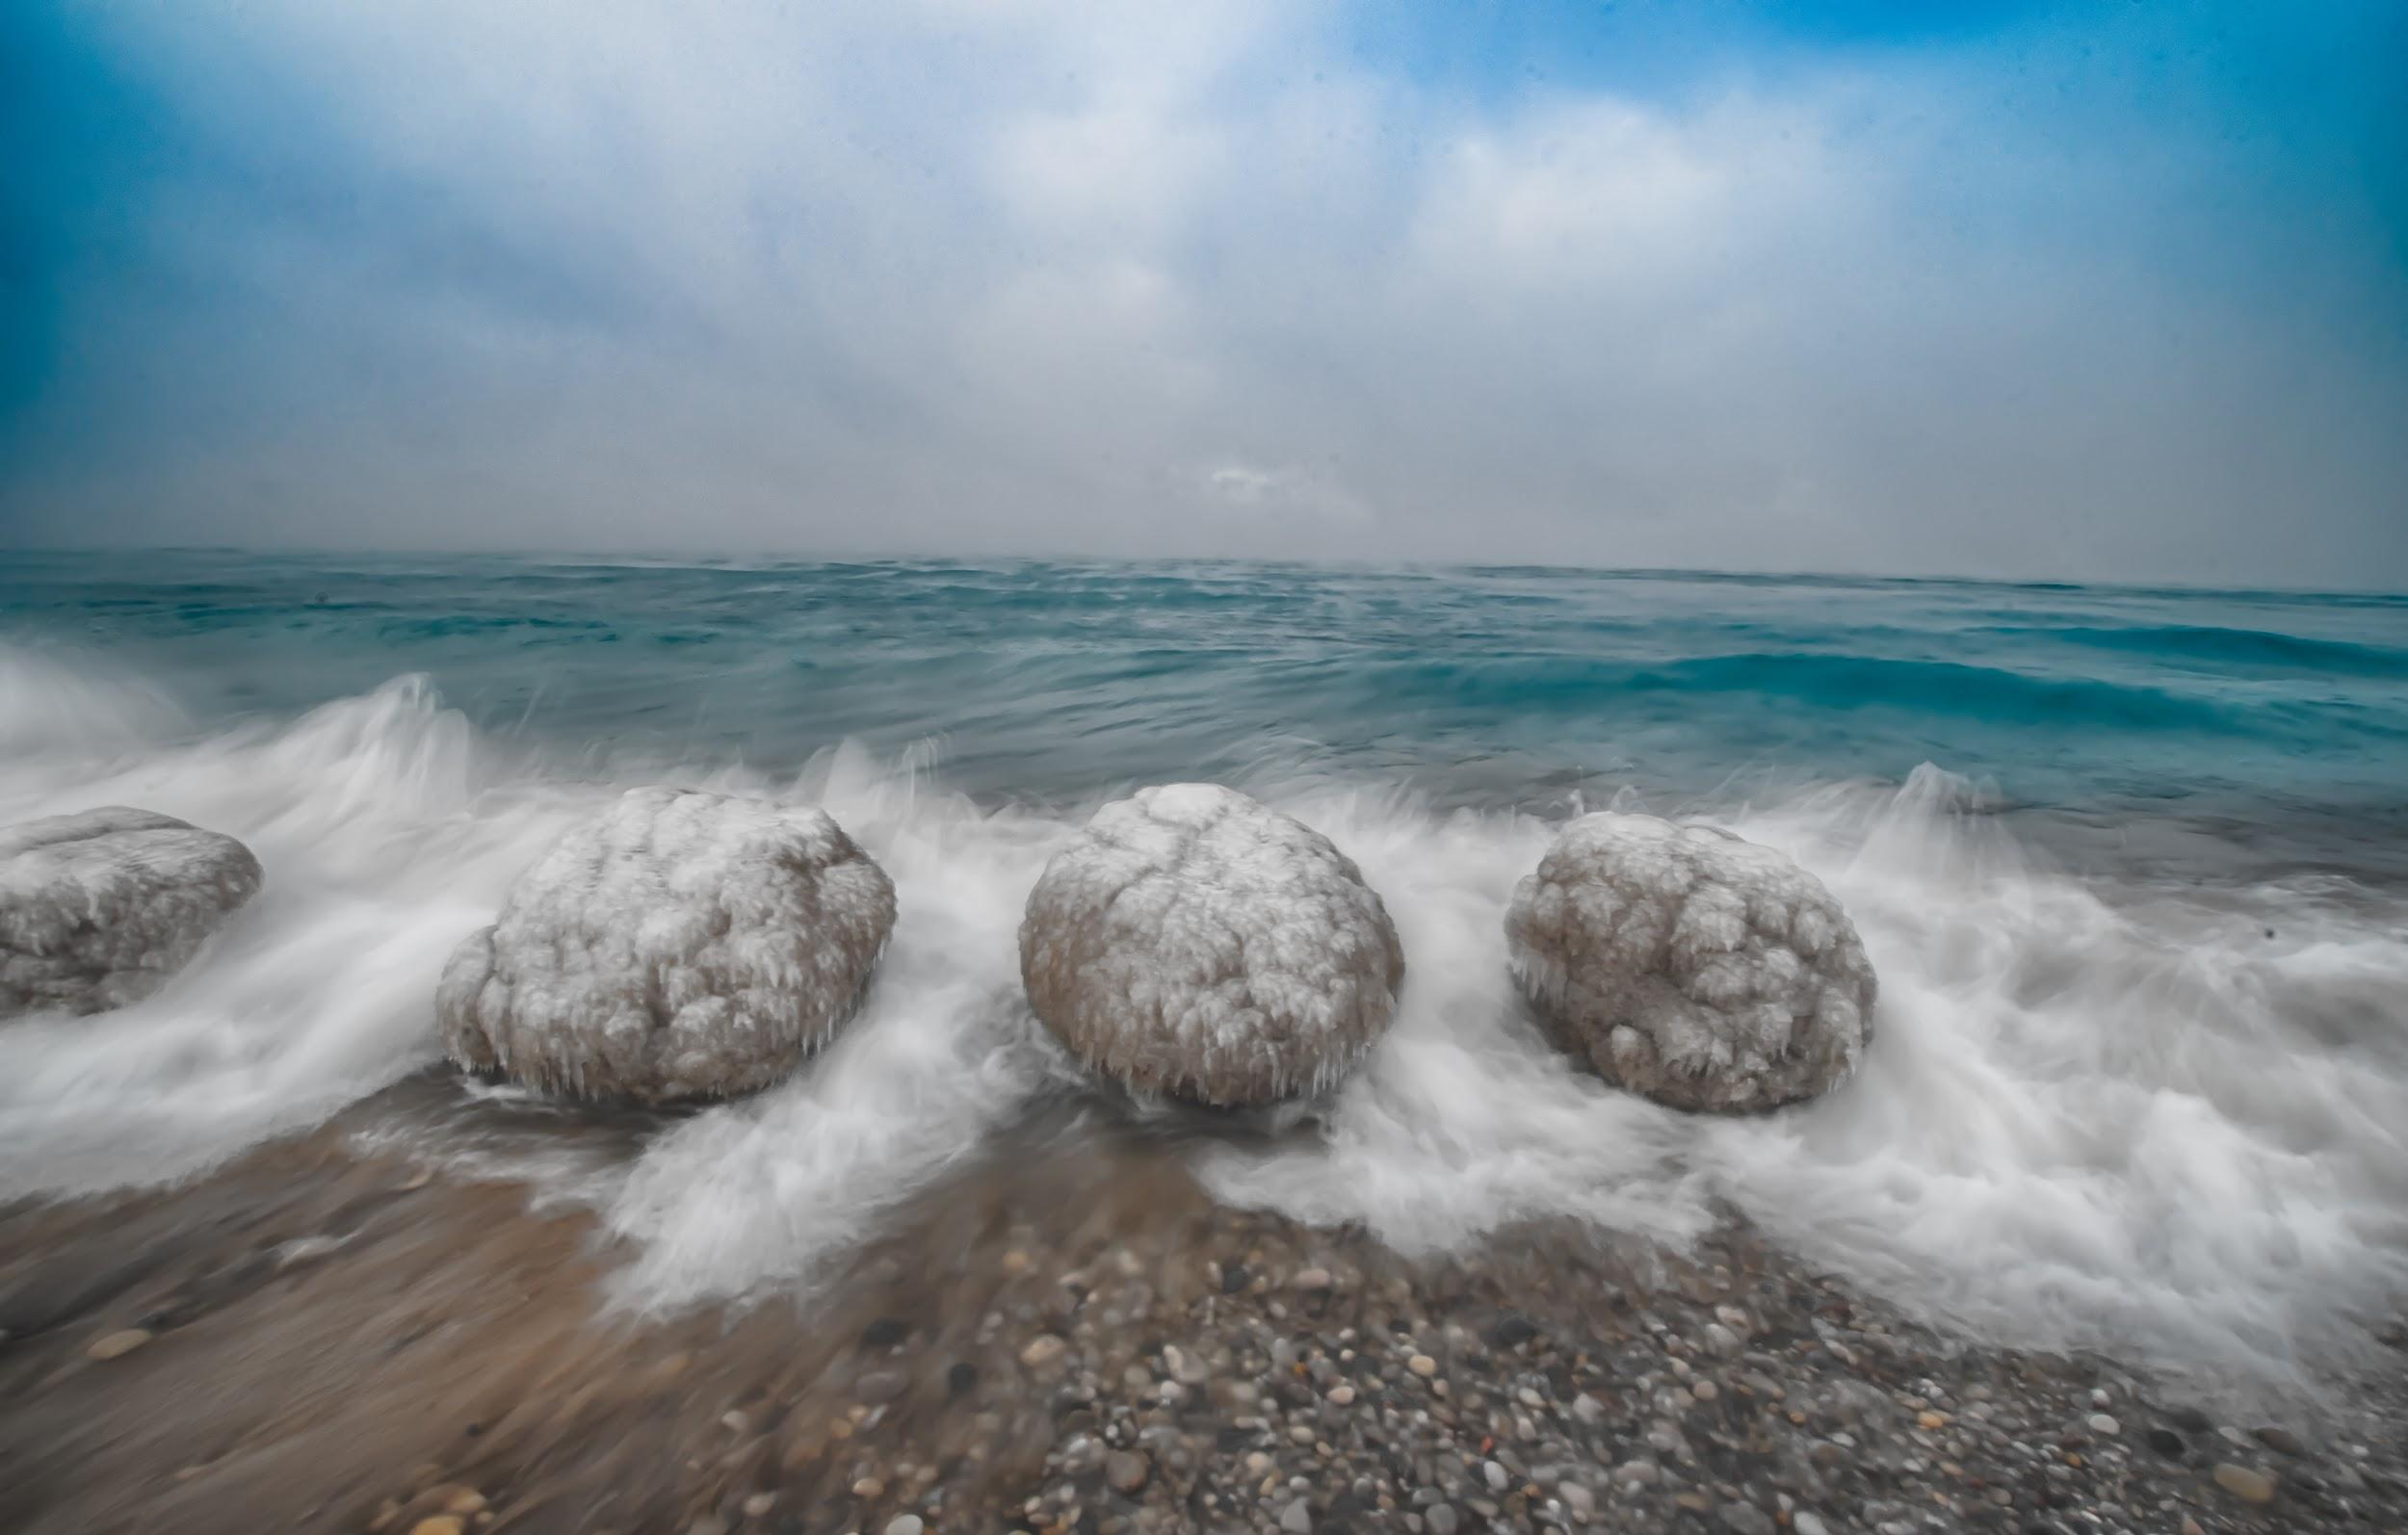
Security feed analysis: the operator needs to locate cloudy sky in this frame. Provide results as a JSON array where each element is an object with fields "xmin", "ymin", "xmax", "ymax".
[{"xmin": 3, "ymin": 1, "xmax": 2403, "ymax": 585}]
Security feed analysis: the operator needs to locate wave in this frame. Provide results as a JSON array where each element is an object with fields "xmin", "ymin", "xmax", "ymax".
[
  {"xmin": 1, "ymin": 663, "xmax": 2404, "ymax": 1386},
  {"xmin": 2009, "ymin": 623, "xmax": 2408, "ymax": 678},
  {"xmin": 1369, "ymin": 651, "xmax": 2265, "ymax": 735}
]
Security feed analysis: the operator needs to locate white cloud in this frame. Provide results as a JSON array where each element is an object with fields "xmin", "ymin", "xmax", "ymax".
[
  {"xmin": 6, "ymin": 0, "xmax": 2402, "ymax": 583},
  {"xmin": 1196, "ymin": 463, "xmax": 1373, "ymax": 527}
]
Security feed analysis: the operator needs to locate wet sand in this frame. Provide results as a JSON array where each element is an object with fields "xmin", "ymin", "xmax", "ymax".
[{"xmin": 4, "ymin": 1074, "xmax": 2404, "ymax": 1535}]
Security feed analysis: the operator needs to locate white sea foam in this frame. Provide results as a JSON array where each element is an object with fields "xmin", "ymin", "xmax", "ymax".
[
  {"xmin": 0, "ymin": 666, "xmax": 606, "ymax": 1193},
  {"xmin": 3, "ymin": 655, "xmax": 2403, "ymax": 1381},
  {"xmin": 1204, "ymin": 767, "xmax": 2408, "ymax": 1379},
  {"xmin": 601, "ymin": 748, "xmax": 1066, "ymax": 1311}
]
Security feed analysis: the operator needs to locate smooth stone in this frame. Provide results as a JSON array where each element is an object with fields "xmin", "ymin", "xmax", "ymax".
[
  {"xmin": 2147, "ymin": 1427, "xmax": 2187, "ymax": 1458},
  {"xmin": 2255, "ymin": 1425, "xmax": 2304, "ymax": 1456},
  {"xmin": 1293, "ymin": 1267, "xmax": 1333, "ymax": 1292},
  {"xmin": 1163, "ymin": 1343, "xmax": 1211, "ymax": 1385},
  {"xmin": 1720, "ymin": 1504, "xmax": 1776, "ymax": 1535},
  {"xmin": 1407, "ymin": 1354, "xmax": 1438, "ymax": 1377},
  {"xmin": 1793, "ymin": 1514, "xmax": 1830, "ymax": 1535},
  {"xmin": 1020, "ymin": 1335, "xmax": 1067, "ymax": 1367},
  {"xmin": 884, "ymin": 1519, "xmax": 925, "ymax": 1535},
  {"xmin": 856, "ymin": 1369, "xmax": 908, "ymax": 1404},
  {"xmin": 86, "ymin": 1329, "xmax": 154, "ymax": 1361},
  {"xmin": 1426, "ymin": 1507, "xmax": 1459, "ymax": 1535},
  {"xmin": 2213, "ymin": 1463, "xmax": 2277, "ymax": 1503},
  {"xmin": 2087, "ymin": 1414, "xmax": 2120, "ymax": 1436},
  {"xmin": 1106, "ymin": 1450, "xmax": 1150, "ymax": 1495},
  {"xmin": 1280, "ymin": 1497, "xmax": 1314, "ymax": 1533},
  {"xmin": 406, "ymin": 1522, "xmax": 463, "ymax": 1535}
]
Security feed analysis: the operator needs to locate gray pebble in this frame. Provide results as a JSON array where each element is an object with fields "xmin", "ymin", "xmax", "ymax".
[
  {"xmin": 1720, "ymin": 1504, "xmax": 1777, "ymax": 1535},
  {"xmin": 1106, "ymin": 1449, "xmax": 1150, "ymax": 1494},
  {"xmin": 2256, "ymin": 1425, "xmax": 2304, "ymax": 1457}
]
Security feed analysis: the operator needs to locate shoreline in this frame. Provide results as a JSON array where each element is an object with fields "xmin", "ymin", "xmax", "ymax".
[{"xmin": 4, "ymin": 1080, "xmax": 2404, "ymax": 1534}]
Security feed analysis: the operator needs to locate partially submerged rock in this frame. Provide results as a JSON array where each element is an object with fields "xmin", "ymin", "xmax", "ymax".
[
  {"xmin": 1020, "ymin": 783, "xmax": 1403, "ymax": 1106},
  {"xmin": 436, "ymin": 787, "xmax": 895, "ymax": 1104},
  {"xmin": 1505, "ymin": 812, "xmax": 1874, "ymax": 1112},
  {"xmin": 0, "ymin": 806, "xmax": 263, "ymax": 1018}
]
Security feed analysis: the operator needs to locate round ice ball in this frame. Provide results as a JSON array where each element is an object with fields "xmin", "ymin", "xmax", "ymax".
[
  {"xmin": 1505, "ymin": 812, "xmax": 1875, "ymax": 1112},
  {"xmin": 1, "ymin": 806, "xmax": 263, "ymax": 1018},
  {"xmin": 1020, "ymin": 783, "xmax": 1404, "ymax": 1106},
  {"xmin": 436, "ymin": 786, "xmax": 895, "ymax": 1105}
]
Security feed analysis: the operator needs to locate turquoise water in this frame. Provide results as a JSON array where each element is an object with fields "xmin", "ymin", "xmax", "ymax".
[
  {"xmin": 4, "ymin": 551, "xmax": 2407, "ymax": 1376},
  {"xmin": 7, "ymin": 551, "xmax": 2405, "ymax": 865}
]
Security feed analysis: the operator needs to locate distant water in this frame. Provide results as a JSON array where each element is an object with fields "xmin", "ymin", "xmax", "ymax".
[{"xmin": 4, "ymin": 552, "xmax": 2406, "ymax": 1382}]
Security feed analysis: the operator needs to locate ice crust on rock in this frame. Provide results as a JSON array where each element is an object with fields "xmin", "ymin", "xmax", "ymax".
[
  {"xmin": 1, "ymin": 806, "xmax": 264, "ymax": 1018},
  {"xmin": 436, "ymin": 786, "xmax": 896, "ymax": 1104},
  {"xmin": 1020, "ymin": 783, "xmax": 1405, "ymax": 1106},
  {"xmin": 1505, "ymin": 812, "xmax": 1875, "ymax": 1112}
]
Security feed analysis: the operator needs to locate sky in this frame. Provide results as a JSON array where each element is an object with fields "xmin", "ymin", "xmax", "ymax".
[{"xmin": 2, "ymin": 0, "xmax": 2403, "ymax": 585}]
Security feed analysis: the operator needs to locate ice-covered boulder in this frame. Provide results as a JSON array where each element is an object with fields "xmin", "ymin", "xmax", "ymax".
[
  {"xmin": 1505, "ymin": 812, "xmax": 1875, "ymax": 1112},
  {"xmin": 1020, "ymin": 783, "xmax": 1405, "ymax": 1106},
  {"xmin": 1, "ymin": 806, "xmax": 264, "ymax": 1018},
  {"xmin": 437, "ymin": 787, "xmax": 896, "ymax": 1104}
]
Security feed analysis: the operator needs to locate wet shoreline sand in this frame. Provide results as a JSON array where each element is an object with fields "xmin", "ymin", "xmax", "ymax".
[{"xmin": 4, "ymin": 1076, "xmax": 2405, "ymax": 1535}]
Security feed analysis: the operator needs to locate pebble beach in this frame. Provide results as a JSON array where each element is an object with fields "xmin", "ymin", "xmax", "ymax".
[{"xmin": 6, "ymin": 1077, "xmax": 2404, "ymax": 1535}]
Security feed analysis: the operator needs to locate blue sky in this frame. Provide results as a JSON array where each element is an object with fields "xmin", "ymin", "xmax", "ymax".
[{"xmin": 2, "ymin": 0, "xmax": 2402, "ymax": 585}]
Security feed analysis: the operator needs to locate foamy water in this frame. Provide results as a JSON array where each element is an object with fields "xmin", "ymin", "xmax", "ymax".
[{"xmin": 4, "ymin": 558, "xmax": 2405, "ymax": 1384}]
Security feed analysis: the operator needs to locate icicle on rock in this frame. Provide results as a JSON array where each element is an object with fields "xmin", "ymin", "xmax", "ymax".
[
  {"xmin": 1504, "ymin": 811, "xmax": 1876, "ymax": 1113},
  {"xmin": 1019, "ymin": 783, "xmax": 1404, "ymax": 1106},
  {"xmin": 436, "ymin": 786, "xmax": 895, "ymax": 1105},
  {"xmin": 1, "ymin": 806, "xmax": 265, "ymax": 1018}
]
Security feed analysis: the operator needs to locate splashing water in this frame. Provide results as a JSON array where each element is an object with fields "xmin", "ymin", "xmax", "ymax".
[{"xmin": 2, "ymin": 555, "xmax": 2403, "ymax": 1381}]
